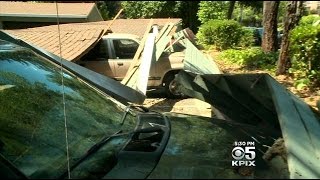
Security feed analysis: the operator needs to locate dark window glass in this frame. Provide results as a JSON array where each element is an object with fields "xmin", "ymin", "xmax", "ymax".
[
  {"xmin": 81, "ymin": 40, "xmax": 109, "ymax": 61},
  {"xmin": 113, "ymin": 39, "xmax": 139, "ymax": 59},
  {"xmin": 0, "ymin": 43, "xmax": 136, "ymax": 178}
]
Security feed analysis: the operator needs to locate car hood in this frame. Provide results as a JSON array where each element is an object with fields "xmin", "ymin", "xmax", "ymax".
[{"xmin": 148, "ymin": 112, "xmax": 288, "ymax": 179}]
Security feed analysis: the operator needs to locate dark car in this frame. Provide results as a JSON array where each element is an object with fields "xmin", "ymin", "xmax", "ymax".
[{"xmin": 0, "ymin": 39, "xmax": 288, "ymax": 179}]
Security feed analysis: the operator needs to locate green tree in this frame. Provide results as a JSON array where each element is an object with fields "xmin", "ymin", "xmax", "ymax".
[
  {"xmin": 278, "ymin": 1, "xmax": 288, "ymax": 26},
  {"xmin": 96, "ymin": 1, "xmax": 122, "ymax": 20},
  {"xmin": 233, "ymin": 4, "xmax": 263, "ymax": 26},
  {"xmin": 120, "ymin": 1, "xmax": 200, "ymax": 33},
  {"xmin": 197, "ymin": 1, "xmax": 229, "ymax": 24},
  {"xmin": 277, "ymin": 1, "xmax": 305, "ymax": 75},
  {"xmin": 121, "ymin": 1, "xmax": 180, "ymax": 18},
  {"xmin": 238, "ymin": 1, "xmax": 263, "ymax": 12},
  {"xmin": 235, "ymin": 1, "xmax": 263, "ymax": 26},
  {"xmin": 176, "ymin": 1, "xmax": 201, "ymax": 33},
  {"xmin": 96, "ymin": 1, "xmax": 109, "ymax": 20},
  {"xmin": 227, "ymin": 1, "xmax": 236, "ymax": 19}
]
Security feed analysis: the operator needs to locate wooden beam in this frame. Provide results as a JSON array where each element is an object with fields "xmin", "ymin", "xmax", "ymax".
[
  {"xmin": 102, "ymin": 8, "xmax": 123, "ymax": 35},
  {"xmin": 121, "ymin": 19, "xmax": 154, "ymax": 85},
  {"xmin": 155, "ymin": 23, "xmax": 170, "ymax": 43}
]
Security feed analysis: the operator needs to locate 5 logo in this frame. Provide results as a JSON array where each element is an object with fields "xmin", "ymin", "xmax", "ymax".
[{"xmin": 231, "ymin": 143, "xmax": 256, "ymax": 167}]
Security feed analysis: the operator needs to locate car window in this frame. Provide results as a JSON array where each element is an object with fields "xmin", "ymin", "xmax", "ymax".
[
  {"xmin": 0, "ymin": 43, "xmax": 136, "ymax": 178},
  {"xmin": 80, "ymin": 40, "xmax": 109, "ymax": 61},
  {"xmin": 113, "ymin": 39, "xmax": 139, "ymax": 59}
]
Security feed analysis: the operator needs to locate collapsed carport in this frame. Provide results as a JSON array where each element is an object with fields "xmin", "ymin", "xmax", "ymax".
[
  {"xmin": 1, "ymin": 17, "xmax": 320, "ymax": 178},
  {"xmin": 174, "ymin": 70, "xmax": 320, "ymax": 178}
]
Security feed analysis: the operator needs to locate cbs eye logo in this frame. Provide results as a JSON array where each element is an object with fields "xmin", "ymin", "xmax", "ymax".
[
  {"xmin": 232, "ymin": 147, "xmax": 245, "ymax": 160},
  {"xmin": 231, "ymin": 147, "xmax": 255, "ymax": 160}
]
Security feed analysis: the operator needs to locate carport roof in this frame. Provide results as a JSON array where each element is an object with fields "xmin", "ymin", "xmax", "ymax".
[{"xmin": 3, "ymin": 18, "xmax": 181, "ymax": 61}]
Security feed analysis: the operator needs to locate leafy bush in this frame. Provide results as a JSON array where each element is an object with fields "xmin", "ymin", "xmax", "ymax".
[
  {"xmin": 219, "ymin": 47, "xmax": 279, "ymax": 69},
  {"xmin": 239, "ymin": 28, "xmax": 255, "ymax": 48},
  {"xmin": 196, "ymin": 20, "xmax": 245, "ymax": 50},
  {"xmin": 299, "ymin": 15, "xmax": 320, "ymax": 26},
  {"xmin": 289, "ymin": 23, "xmax": 320, "ymax": 89}
]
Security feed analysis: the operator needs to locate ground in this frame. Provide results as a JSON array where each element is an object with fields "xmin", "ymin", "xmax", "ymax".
[{"xmin": 143, "ymin": 49, "xmax": 320, "ymax": 117}]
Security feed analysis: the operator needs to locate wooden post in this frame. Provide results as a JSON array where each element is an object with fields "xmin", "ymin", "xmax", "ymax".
[
  {"xmin": 102, "ymin": 8, "xmax": 123, "ymax": 35},
  {"xmin": 121, "ymin": 19, "xmax": 154, "ymax": 85}
]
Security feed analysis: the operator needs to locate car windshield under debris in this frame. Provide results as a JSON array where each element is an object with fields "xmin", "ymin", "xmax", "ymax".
[{"xmin": 0, "ymin": 40, "xmax": 137, "ymax": 178}]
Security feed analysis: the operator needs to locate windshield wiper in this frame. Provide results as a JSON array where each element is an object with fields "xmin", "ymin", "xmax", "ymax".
[
  {"xmin": 120, "ymin": 104, "xmax": 149, "ymax": 125},
  {"xmin": 58, "ymin": 126, "xmax": 162, "ymax": 179}
]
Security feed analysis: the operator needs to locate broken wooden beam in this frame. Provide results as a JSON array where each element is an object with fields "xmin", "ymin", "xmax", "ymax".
[{"xmin": 121, "ymin": 19, "xmax": 154, "ymax": 85}]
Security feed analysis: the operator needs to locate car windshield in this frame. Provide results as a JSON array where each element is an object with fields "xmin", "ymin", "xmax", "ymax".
[{"xmin": 0, "ymin": 40, "xmax": 137, "ymax": 178}]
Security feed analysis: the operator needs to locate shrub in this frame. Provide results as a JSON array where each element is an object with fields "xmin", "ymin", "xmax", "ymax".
[
  {"xmin": 289, "ymin": 23, "xmax": 320, "ymax": 89},
  {"xmin": 299, "ymin": 15, "xmax": 320, "ymax": 26},
  {"xmin": 196, "ymin": 20, "xmax": 244, "ymax": 50},
  {"xmin": 219, "ymin": 47, "xmax": 279, "ymax": 69},
  {"xmin": 239, "ymin": 28, "xmax": 255, "ymax": 48}
]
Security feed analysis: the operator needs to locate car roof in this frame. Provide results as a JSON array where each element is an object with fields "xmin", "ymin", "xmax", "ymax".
[{"xmin": 102, "ymin": 33, "xmax": 141, "ymax": 41}]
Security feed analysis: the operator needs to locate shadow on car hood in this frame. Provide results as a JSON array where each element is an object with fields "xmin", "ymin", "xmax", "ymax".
[
  {"xmin": 149, "ymin": 112, "xmax": 288, "ymax": 179},
  {"xmin": 174, "ymin": 70, "xmax": 320, "ymax": 179}
]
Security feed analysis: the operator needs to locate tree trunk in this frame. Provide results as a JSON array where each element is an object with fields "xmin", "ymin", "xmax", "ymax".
[
  {"xmin": 227, "ymin": 1, "xmax": 236, "ymax": 19},
  {"xmin": 276, "ymin": 1, "xmax": 304, "ymax": 75},
  {"xmin": 239, "ymin": 4, "xmax": 243, "ymax": 23},
  {"xmin": 262, "ymin": 1, "xmax": 280, "ymax": 53},
  {"xmin": 294, "ymin": 1, "xmax": 304, "ymax": 26}
]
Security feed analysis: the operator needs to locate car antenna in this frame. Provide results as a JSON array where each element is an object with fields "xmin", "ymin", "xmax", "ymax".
[{"xmin": 55, "ymin": 1, "xmax": 71, "ymax": 179}]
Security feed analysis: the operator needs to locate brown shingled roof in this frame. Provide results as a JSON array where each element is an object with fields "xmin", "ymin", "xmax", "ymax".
[
  {"xmin": 3, "ymin": 18, "xmax": 182, "ymax": 61},
  {"xmin": 0, "ymin": 1, "xmax": 95, "ymax": 16},
  {"xmin": 103, "ymin": 18, "xmax": 182, "ymax": 37},
  {"xmin": 5, "ymin": 28, "xmax": 105, "ymax": 61}
]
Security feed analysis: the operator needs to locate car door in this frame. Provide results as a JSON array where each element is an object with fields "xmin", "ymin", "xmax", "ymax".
[
  {"xmin": 108, "ymin": 38, "xmax": 139, "ymax": 81},
  {"xmin": 77, "ymin": 38, "xmax": 116, "ymax": 78}
]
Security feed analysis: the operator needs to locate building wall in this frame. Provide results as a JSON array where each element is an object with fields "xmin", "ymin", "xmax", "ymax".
[
  {"xmin": 305, "ymin": 1, "xmax": 320, "ymax": 12},
  {"xmin": 87, "ymin": 6, "xmax": 104, "ymax": 22},
  {"xmin": 0, "ymin": 3, "xmax": 103, "ymax": 30}
]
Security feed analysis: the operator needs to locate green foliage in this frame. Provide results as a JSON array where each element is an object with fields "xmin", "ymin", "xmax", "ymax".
[
  {"xmin": 196, "ymin": 20, "xmax": 242, "ymax": 50},
  {"xmin": 178, "ymin": 1, "xmax": 201, "ymax": 33},
  {"xmin": 197, "ymin": 1, "xmax": 229, "ymax": 24},
  {"xmin": 96, "ymin": 1, "xmax": 122, "ymax": 20},
  {"xmin": 299, "ymin": 15, "xmax": 320, "ymax": 26},
  {"xmin": 121, "ymin": 1, "xmax": 180, "ymax": 18},
  {"xmin": 196, "ymin": 20, "xmax": 254, "ymax": 50},
  {"xmin": 238, "ymin": 1, "xmax": 263, "ymax": 12},
  {"xmin": 289, "ymin": 22, "xmax": 320, "ymax": 89},
  {"xmin": 239, "ymin": 28, "xmax": 255, "ymax": 47},
  {"xmin": 277, "ymin": 1, "xmax": 287, "ymax": 25},
  {"xmin": 96, "ymin": 1, "xmax": 109, "ymax": 20},
  {"xmin": 233, "ymin": 4, "xmax": 263, "ymax": 27},
  {"xmin": 219, "ymin": 47, "xmax": 279, "ymax": 69}
]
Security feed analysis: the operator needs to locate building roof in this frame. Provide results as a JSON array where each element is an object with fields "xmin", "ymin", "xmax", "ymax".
[
  {"xmin": 0, "ymin": 1, "xmax": 96, "ymax": 17},
  {"xmin": 3, "ymin": 18, "xmax": 182, "ymax": 61},
  {"xmin": 103, "ymin": 18, "xmax": 182, "ymax": 38}
]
